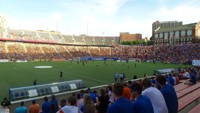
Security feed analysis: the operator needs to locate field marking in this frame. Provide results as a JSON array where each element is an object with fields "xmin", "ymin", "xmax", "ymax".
[
  {"xmin": 34, "ymin": 66, "xmax": 53, "ymax": 68},
  {"xmin": 51, "ymin": 69, "xmax": 110, "ymax": 84}
]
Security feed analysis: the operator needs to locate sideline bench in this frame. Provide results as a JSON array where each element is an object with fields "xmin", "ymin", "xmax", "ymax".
[
  {"xmin": 177, "ymin": 82, "xmax": 200, "ymax": 98},
  {"xmin": 188, "ymin": 103, "xmax": 200, "ymax": 113},
  {"xmin": 178, "ymin": 88, "xmax": 200, "ymax": 113}
]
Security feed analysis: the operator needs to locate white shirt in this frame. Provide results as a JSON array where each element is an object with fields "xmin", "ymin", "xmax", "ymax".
[
  {"xmin": 173, "ymin": 77, "xmax": 176, "ymax": 85},
  {"xmin": 57, "ymin": 105, "xmax": 79, "ymax": 113},
  {"xmin": 142, "ymin": 87, "xmax": 168, "ymax": 113},
  {"xmin": 77, "ymin": 99, "xmax": 84, "ymax": 113}
]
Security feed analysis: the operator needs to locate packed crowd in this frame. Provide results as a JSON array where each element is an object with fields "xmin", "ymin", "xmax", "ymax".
[
  {"xmin": 0, "ymin": 41, "xmax": 200, "ymax": 64},
  {"xmin": 0, "ymin": 66, "xmax": 193, "ymax": 113},
  {"xmin": 111, "ymin": 44, "xmax": 200, "ymax": 63}
]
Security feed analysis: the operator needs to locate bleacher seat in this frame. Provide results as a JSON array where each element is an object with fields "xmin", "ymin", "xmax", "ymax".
[
  {"xmin": 177, "ymin": 82, "xmax": 200, "ymax": 98},
  {"xmin": 174, "ymin": 82, "xmax": 190, "ymax": 92},
  {"xmin": 188, "ymin": 103, "xmax": 200, "ymax": 113},
  {"xmin": 178, "ymin": 88, "xmax": 200, "ymax": 113}
]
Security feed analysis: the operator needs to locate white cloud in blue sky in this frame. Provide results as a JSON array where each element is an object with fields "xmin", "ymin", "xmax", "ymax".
[{"xmin": 0, "ymin": 0, "xmax": 200, "ymax": 38}]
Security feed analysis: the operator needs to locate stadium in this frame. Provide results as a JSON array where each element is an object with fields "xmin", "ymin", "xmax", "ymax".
[{"xmin": 1, "ymin": 1, "xmax": 200, "ymax": 113}]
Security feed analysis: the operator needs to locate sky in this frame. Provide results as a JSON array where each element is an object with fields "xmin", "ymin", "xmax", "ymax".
[{"xmin": 0, "ymin": 0, "xmax": 200, "ymax": 38}]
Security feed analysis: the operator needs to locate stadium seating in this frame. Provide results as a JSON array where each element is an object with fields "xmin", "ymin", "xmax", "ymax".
[
  {"xmin": 174, "ymin": 82, "xmax": 190, "ymax": 92},
  {"xmin": 178, "ymin": 85, "xmax": 200, "ymax": 113},
  {"xmin": 188, "ymin": 103, "xmax": 200, "ymax": 113},
  {"xmin": 176, "ymin": 83, "xmax": 200, "ymax": 98},
  {"xmin": 62, "ymin": 35, "xmax": 74, "ymax": 44}
]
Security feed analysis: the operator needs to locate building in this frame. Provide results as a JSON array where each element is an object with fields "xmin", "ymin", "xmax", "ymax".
[
  {"xmin": 120, "ymin": 32, "xmax": 142, "ymax": 42},
  {"xmin": 151, "ymin": 20, "xmax": 200, "ymax": 45}
]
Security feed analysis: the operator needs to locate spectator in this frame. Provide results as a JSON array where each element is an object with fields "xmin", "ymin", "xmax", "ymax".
[
  {"xmin": 15, "ymin": 101, "xmax": 27, "ymax": 113},
  {"xmin": 168, "ymin": 74, "xmax": 175, "ymax": 86},
  {"xmin": 127, "ymin": 80, "xmax": 132, "ymax": 88},
  {"xmin": 96, "ymin": 89, "xmax": 109, "ymax": 113},
  {"xmin": 186, "ymin": 70, "xmax": 197, "ymax": 84},
  {"xmin": 81, "ymin": 94, "xmax": 95, "ymax": 113},
  {"xmin": 29, "ymin": 100, "xmax": 40, "ymax": 113},
  {"xmin": 50, "ymin": 95, "xmax": 59, "ymax": 113},
  {"xmin": 122, "ymin": 82, "xmax": 131, "ymax": 99},
  {"xmin": 85, "ymin": 88, "xmax": 97, "ymax": 103},
  {"xmin": 76, "ymin": 93, "xmax": 84, "ymax": 113},
  {"xmin": 107, "ymin": 85, "xmax": 114, "ymax": 104},
  {"xmin": 60, "ymin": 99, "xmax": 66, "ymax": 109},
  {"xmin": 156, "ymin": 75, "xmax": 178, "ymax": 113},
  {"xmin": 142, "ymin": 78, "xmax": 168, "ymax": 113},
  {"xmin": 174, "ymin": 73, "xmax": 180, "ymax": 84},
  {"xmin": 42, "ymin": 96, "xmax": 51, "ymax": 113},
  {"xmin": 57, "ymin": 96, "xmax": 79, "ymax": 113},
  {"xmin": 131, "ymin": 82, "xmax": 154, "ymax": 113},
  {"xmin": 107, "ymin": 83, "xmax": 133, "ymax": 113},
  {"xmin": 172, "ymin": 74, "xmax": 177, "ymax": 85}
]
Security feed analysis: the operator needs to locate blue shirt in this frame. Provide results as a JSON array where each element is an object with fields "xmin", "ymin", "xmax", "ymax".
[
  {"xmin": 15, "ymin": 106, "xmax": 27, "ymax": 113},
  {"xmin": 160, "ymin": 84, "xmax": 178, "ymax": 113},
  {"xmin": 132, "ymin": 95, "xmax": 154, "ymax": 113},
  {"xmin": 42, "ymin": 101, "xmax": 51, "ymax": 113},
  {"xmin": 107, "ymin": 97, "xmax": 133, "ymax": 113},
  {"xmin": 89, "ymin": 92, "xmax": 97, "ymax": 103},
  {"xmin": 190, "ymin": 73, "xmax": 196, "ymax": 84},
  {"xmin": 168, "ymin": 76, "xmax": 174, "ymax": 86}
]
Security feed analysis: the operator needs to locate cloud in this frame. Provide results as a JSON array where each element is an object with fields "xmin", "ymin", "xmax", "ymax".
[
  {"xmin": 154, "ymin": 0, "xmax": 200, "ymax": 24},
  {"xmin": 3, "ymin": 0, "xmax": 199, "ymax": 38},
  {"xmin": 51, "ymin": 12, "xmax": 62, "ymax": 22}
]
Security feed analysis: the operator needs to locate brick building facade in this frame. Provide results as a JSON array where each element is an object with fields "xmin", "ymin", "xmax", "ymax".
[
  {"xmin": 120, "ymin": 32, "xmax": 142, "ymax": 42},
  {"xmin": 151, "ymin": 20, "xmax": 200, "ymax": 45}
]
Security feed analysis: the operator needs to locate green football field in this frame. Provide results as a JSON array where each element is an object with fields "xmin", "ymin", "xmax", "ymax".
[{"xmin": 0, "ymin": 61, "xmax": 186, "ymax": 101}]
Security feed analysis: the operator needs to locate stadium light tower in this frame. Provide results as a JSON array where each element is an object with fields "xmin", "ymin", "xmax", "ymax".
[
  {"xmin": 86, "ymin": 21, "xmax": 88, "ymax": 36},
  {"xmin": 52, "ymin": 13, "xmax": 62, "ymax": 32}
]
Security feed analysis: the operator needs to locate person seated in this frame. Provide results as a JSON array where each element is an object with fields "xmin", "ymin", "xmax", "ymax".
[{"xmin": 185, "ymin": 70, "xmax": 197, "ymax": 85}]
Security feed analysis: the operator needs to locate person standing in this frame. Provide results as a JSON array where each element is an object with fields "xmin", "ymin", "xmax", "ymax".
[
  {"xmin": 81, "ymin": 94, "xmax": 95, "ymax": 113},
  {"xmin": 142, "ymin": 78, "xmax": 168, "ymax": 113},
  {"xmin": 50, "ymin": 95, "xmax": 59, "ymax": 113},
  {"xmin": 33, "ymin": 80, "xmax": 37, "ymax": 85},
  {"xmin": 156, "ymin": 75, "xmax": 178, "ymax": 113},
  {"xmin": 60, "ymin": 71, "xmax": 63, "ymax": 81},
  {"xmin": 29, "ymin": 100, "xmax": 40, "ymax": 113},
  {"xmin": 42, "ymin": 97, "xmax": 51, "ymax": 113},
  {"xmin": 15, "ymin": 101, "xmax": 27, "ymax": 113},
  {"xmin": 114, "ymin": 73, "xmax": 118, "ymax": 82},
  {"xmin": 57, "ymin": 96, "xmax": 80, "ymax": 113},
  {"xmin": 131, "ymin": 82, "xmax": 154, "ymax": 113},
  {"xmin": 96, "ymin": 89, "xmax": 109, "ymax": 113}
]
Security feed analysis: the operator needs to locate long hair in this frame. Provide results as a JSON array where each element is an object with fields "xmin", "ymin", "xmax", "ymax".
[{"xmin": 83, "ymin": 94, "xmax": 95, "ymax": 113}]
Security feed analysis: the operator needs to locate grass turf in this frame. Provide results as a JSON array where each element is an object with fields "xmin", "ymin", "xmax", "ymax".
[{"xmin": 0, "ymin": 61, "xmax": 186, "ymax": 101}]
